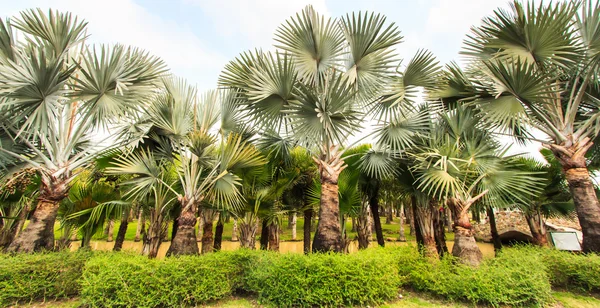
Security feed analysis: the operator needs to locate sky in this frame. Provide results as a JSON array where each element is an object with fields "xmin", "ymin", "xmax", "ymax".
[{"xmin": 0, "ymin": 0, "xmax": 550, "ymax": 160}]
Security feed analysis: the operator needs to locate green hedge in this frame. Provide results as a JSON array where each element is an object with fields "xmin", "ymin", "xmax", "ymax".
[
  {"xmin": 80, "ymin": 251, "xmax": 245, "ymax": 307},
  {"xmin": 0, "ymin": 250, "xmax": 91, "ymax": 306},
  {"xmin": 410, "ymin": 248, "xmax": 553, "ymax": 307},
  {"xmin": 244, "ymin": 247, "xmax": 403, "ymax": 307},
  {"xmin": 1, "ymin": 245, "xmax": 599, "ymax": 307}
]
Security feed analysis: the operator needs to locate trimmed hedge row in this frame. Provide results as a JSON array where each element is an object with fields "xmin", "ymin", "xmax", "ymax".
[
  {"xmin": 1, "ymin": 246, "xmax": 599, "ymax": 307},
  {"xmin": 0, "ymin": 250, "xmax": 91, "ymax": 306}
]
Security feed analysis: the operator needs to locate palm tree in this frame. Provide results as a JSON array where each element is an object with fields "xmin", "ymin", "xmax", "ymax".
[
  {"xmin": 455, "ymin": 0, "xmax": 600, "ymax": 253},
  {"xmin": 515, "ymin": 151, "xmax": 575, "ymax": 247},
  {"xmin": 218, "ymin": 6, "xmax": 430, "ymax": 252},
  {"xmin": 109, "ymin": 79, "xmax": 264, "ymax": 256},
  {"xmin": 408, "ymin": 106, "xmax": 543, "ymax": 266},
  {"xmin": 0, "ymin": 9, "xmax": 166, "ymax": 252}
]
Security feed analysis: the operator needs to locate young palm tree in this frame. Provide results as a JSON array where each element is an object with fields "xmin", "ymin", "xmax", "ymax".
[
  {"xmin": 515, "ymin": 151, "xmax": 575, "ymax": 247},
  {"xmin": 409, "ymin": 106, "xmax": 543, "ymax": 266},
  {"xmin": 109, "ymin": 79, "xmax": 264, "ymax": 256},
  {"xmin": 0, "ymin": 9, "xmax": 166, "ymax": 252},
  {"xmin": 218, "ymin": 6, "xmax": 449, "ymax": 252},
  {"xmin": 456, "ymin": 0, "xmax": 600, "ymax": 252}
]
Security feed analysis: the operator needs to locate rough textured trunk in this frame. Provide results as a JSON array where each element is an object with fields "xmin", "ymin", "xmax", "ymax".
[
  {"xmin": 432, "ymin": 202, "xmax": 448, "ymax": 257},
  {"xmin": 134, "ymin": 209, "xmax": 144, "ymax": 242},
  {"xmin": 260, "ymin": 220, "xmax": 269, "ymax": 250},
  {"xmin": 414, "ymin": 202, "xmax": 438, "ymax": 259},
  {"xmin": 369, "ymin": 189, "xmax": 385, "ymax": 247},
  {"xmin": 142, "ymin": 209, "xmax": 166, "ymax": 259},
  {"xmin": 200, "ymin": 210, "xmax": 215, "ymax": 254},
  {"xmin": 351, "ymin": 216, "xmax": 357, "ymax": 232},
  {"xmin": 267, "ymin": 222, "xmax": 279, "ymax": 251},
  {"xmin": 167, "ymin": 200, "xmax": 199, "ymax": 256},
  {"xmin": 291, "ymin": 213, "xmax": 297, "ymax": 240},
  {"xmin": 231, "ymin": 219, "xmax": 239, "ymax": 241},
  {"xmin": 487, "ymin": 207, "xmax": 502, "ymax": 252},
  {"xmin": 213, "ymin": 219, "xmax": 224, "ymax": 251},
  {"xmin": 449, "ymin": 197, "xmax": 482, "ymax": 266},
  {"xmin": 357, "ymin": 200, "xmax": 370, "ymax": 250},
  {"xmin": 412, "ymin": 196, "xmax": 424, "ymax": 248},
  {"xmin": 113, "ymin": 210, "xmax": 130, "ymax": 251},
  {"xmin": 313, "ymin": 180, "xmax": 342, "ymax": 252},
  {"xmin": 445, "ymin": 208, "xmax": 453, "ymax": 233},
  {"xmin": 196, "ymin": 217, "xmax": 203, "ymax": 241},
  {"xmin": 398, "ymin": 203, "xmax": 406, "ymax": 242},
  {"xmin": 303, "ymin": 209, "xmax": 312, "ymax": 254},
  {"xmin": 386, "ymin": 205, "xmax": 393, "ymax": 224},
  {"xmin": 8, "ymin": 198, "xmax": 61, "ymax": 253},
  {"xmin": 550, "ymin": 141, "xmax": 600, "ymax": 253},
  {"xmin": 106, "ymin": 220, "xmax": 115, "ymax": 242},
  {"xmin": 526, "ymin": 210, "xmax": 549, "ymax": 247},
  {"xmin": 239, "ymin": 219, "xmax": 258, "ymax": 249},
  {"xmin": 312, "ymin": 151, "xmax": 344, "ymax": 253}
]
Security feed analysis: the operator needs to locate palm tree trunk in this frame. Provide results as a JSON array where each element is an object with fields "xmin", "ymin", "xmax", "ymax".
[
  {"xmin": 166, "ymin": 200, "xmax": 199, "ymax": 256},
  {"xmin": 398, "ymin": 203, "xmax": 406, "ymax": 242},
  {"xmin": 200, "ymin": 210, "xmax": 214, "ymax": 254},
  {"xmin": 412, "ymin": 196, "xmax": 424, "ymax": 247},
  {"xmin": 357, "ymin": 200, "xmax": 370, "ymax": 250},
  {"xmin": 303, "ymin": 208, "xmax": 312, "ymax": 254},
  {"xmin": 525, "ymin": 210, "xmax": 549, "ymax": 247},
  {"xmin": 196, "ymin": 217, "xmax": 203, "ymax": 241},
  {"xmin": 291, "ymin": 213, "xmax": 297, "ymax": 240},
  {"xmin": 7, "ymin": 198, "xmax": 61, "ymax": 253},
  {"xmin": 213, "ymin": 219, "xmax": 224, "ymax": 251},
  {"xmin": 386, "ymin": 204, "xmax": 393, "ymax": 224},
  {"xmin": 143, "ymin": 209, "xmax": 165, "ymax": 259},
  {"xmin": 231, "ymin": 219, "xmax": 239, "ymax": 241},
  {"xmin": 239, "ymin": 219, "xmax": 258, "ymax": 249},
  {"xmin": 432, "ymin": 201, "xmax": 448, "ymax": 257},
  {"xmin": 449, "ymin": 197, "xmax": 482, "ymax": 266},
  {"xmin": 106, "ymin": 220, "xmax": 115, "ymax": 242},
  {"xmin": 550, "ymin": 143, "xmax": 600, "ymax": 253},
  {"xmin": 267, "ymin": 222, "xmax": 279, "ymax": 251},
  {"xmin": 351, "ymin": 216, "xmax": 357, "ymax": 232},
  {"xmin": 134, "ymin": 209, "xmax": 144, "ymax": 242},
  {"xmin": 407, "ymin": 201, "xmax": 416, "ymax": 236},
  {"xmin": 313, "ymin": 174, "xmax": 343, "ymax": 252},
  {"xmin": 445, "ymin": 208, "xmax": 453, "ymax": 233},
  {"xmin": 414, "ymin": 203, "xmax": 438, "ymax": 259},
  {"xmin": 113, "ymin": 210, "xmax": 130, "ymax": 251},
  {"xmin": 487, "ymin": 207, "xmax": 502, "ymax": 252},
  {"xmin": 260, "ymin": 220, "xmax": 269, "ymax": 250},
  {"xmin": 369, "ymin": 190, "xmax": 385, "ymax": 247}
]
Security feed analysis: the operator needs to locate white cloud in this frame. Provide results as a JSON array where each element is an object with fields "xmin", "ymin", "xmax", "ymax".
[
  {"xmin": 426, "ymin": 0, "xmax": 509, "ymax": 35},
  {"xmin": 3, "ymin": 0, "xmax": 227, "ymax": 91},
  {"xmin": 185, "ymin": 0, "xmax": 329, "ymax": 50}
]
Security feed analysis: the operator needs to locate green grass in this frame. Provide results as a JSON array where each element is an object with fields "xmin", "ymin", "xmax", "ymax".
[{"xmin": 57, "ymin": 216, "xmax": 455, "ymax": 242}]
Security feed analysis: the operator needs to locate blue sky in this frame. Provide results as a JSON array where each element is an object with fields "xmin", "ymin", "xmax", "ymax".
[
  {"xmin": 1, "ymin": 0, "xmax": 551, "ymax": 159},
  {"xmin": 1, "ymin": 0, "xmax": 520, "ymax": 90}
]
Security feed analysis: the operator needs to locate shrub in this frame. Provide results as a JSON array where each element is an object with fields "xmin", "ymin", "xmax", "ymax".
[
  {"xmin": 409, "ymin": 248, "xmax": 552, "ymax": 307},
  {"xmin": 80, "ymin": 251, "xmax": 244, "ymax": 307},
  {"xmin": 244, "ymin": 247, "xmax": 402, "ymax": 307},
  {"xmin": 0, "ymin": 250, "xmax": 91, "ymax": 306},
  {"xmin": 539, "ymin": 248, "xmax": 600, "ymax": 292}
]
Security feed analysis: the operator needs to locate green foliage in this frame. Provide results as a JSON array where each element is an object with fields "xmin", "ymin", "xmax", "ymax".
[
  {"xmin": 80, "ymin": 252, "xmax": 244, "ymax": 307},
  {"xmin": 244, "ymin": 247, "xmax": 403, "ymax": 307},
  {"xmin": 409, "ymin": 248, "xmax": 552, "ymax": 307},
  {"xmin": 0, "ymin": 251, "xmax": 91, "ymax": 306}
]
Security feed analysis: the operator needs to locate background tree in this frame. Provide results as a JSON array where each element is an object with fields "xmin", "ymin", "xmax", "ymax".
[
  {"xmin": 457, "ymin": 0, "xmax": 600, "ymax": 253},
  {"xmin": 0, "ymin": 9, "xmax": 166, "ymax": 252}
]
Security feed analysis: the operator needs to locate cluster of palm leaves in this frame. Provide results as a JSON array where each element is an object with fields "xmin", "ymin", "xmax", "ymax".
[{"xmin": 1, "ymin": 1, "xmax": 599, "ymax": 266}]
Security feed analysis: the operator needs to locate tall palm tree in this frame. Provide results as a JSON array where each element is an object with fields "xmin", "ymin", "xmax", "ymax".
[
  {"xmin": 455, "ymin": 0, "xmax": 600, "ymax": 253},
  {"xmin": 218, "ymin": 6, "xmax": 447, "ymax": 252},
  {"xmin": 0, "ymin": 9, "xmax": 166, "ymax": 252}
]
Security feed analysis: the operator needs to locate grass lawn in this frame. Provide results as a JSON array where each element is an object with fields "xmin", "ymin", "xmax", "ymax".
[
  {"xmin": 56, "ymin": 216, "xmax": 455, "ymax": 243},
  {"xmin": 16, "ymin": 292, "xmax": 600, "ymax": 307}
]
